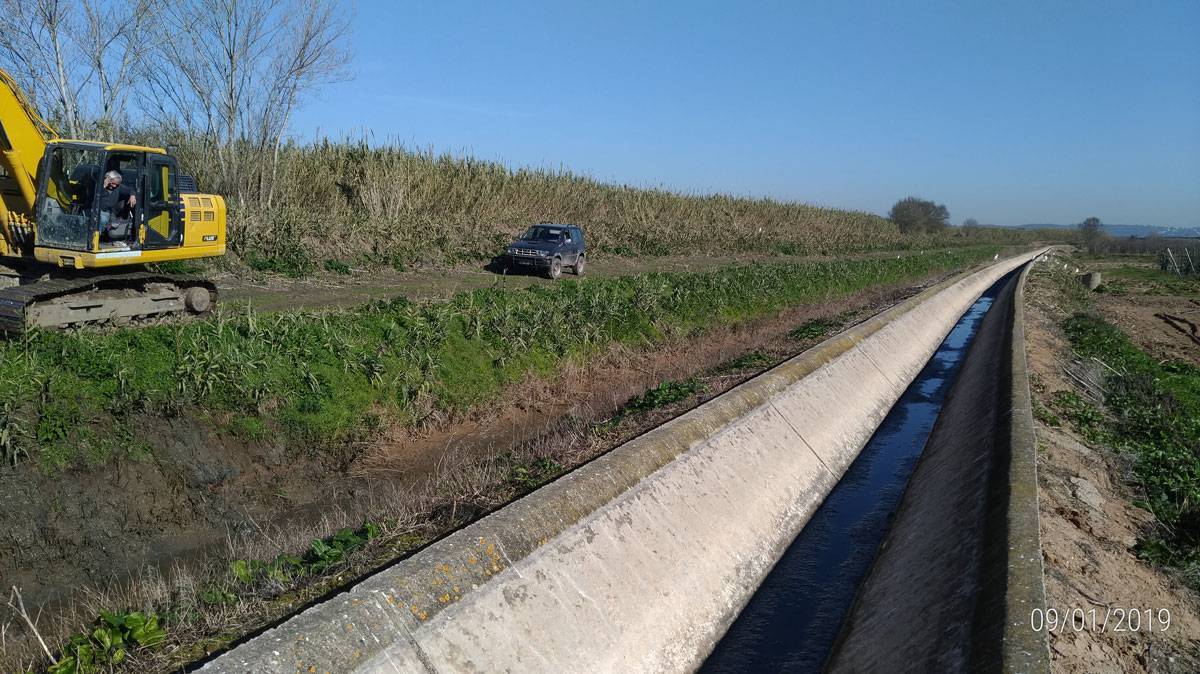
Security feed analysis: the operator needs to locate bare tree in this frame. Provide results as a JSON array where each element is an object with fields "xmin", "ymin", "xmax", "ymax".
[
  {"xmin": 78, "ymin": 0, "xmax": 153, "ymax": 134},
  {"xmin": 144, "ymin": 0, "xmax": 351, "ymax": 202},
  {"xmin": 0, "ymin": 0, "xmax": 87, "ymax": 136},
  {"xmin": 0, "ymin": 0, "xmax": 152, "ymax": 138}
]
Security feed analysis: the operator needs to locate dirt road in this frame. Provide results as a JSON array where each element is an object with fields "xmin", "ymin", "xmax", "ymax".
[{"xmin": 214, "ymin": 250, "xmax": 951, "ymax": 313}]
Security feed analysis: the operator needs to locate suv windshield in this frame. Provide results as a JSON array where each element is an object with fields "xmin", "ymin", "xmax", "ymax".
[{"xmin": 521, "ymin": 226, "xmax": 564, "ymax": 242}]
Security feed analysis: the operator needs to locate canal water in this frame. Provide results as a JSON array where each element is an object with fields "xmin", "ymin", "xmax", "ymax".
[{"xmin": 701, "ymin": 274, "xmax": 1010, "ymax": 673}]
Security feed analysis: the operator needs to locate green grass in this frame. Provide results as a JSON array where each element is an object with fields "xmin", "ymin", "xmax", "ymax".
[
  {"xmin": 1061, "ymin": 312, "xmax": 1200, "ymax": 581},
  {"xmin": 0, "ymin": 246, "xmax": 1002, "ymax": 469},
  {"xmin": 1101, "ymin": 264, "xmax": 1200, "ymax": 296}
]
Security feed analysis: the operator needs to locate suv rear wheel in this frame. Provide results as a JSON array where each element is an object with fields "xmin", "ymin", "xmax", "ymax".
[
  {"xmin": 547, "ymin": 257, "xmax": 563, "ymax": 280},
  {"xmin": 572, "ymin": 254, "xmax": 586, "ymax": 276}
]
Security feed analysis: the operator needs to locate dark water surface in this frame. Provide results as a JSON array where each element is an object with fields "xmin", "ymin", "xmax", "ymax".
[{"xmin": 701, "ymin": 277, "xmax": 1007, "ymax": 673}]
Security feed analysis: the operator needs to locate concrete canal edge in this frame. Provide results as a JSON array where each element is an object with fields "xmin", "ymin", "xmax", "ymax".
[
  {"xmin": 1003, "ymin": 259, "xmax": 1053, "ymax": 671},
  {"xmin": 199, "ymin": 249, "xmax": 1048, "ymax": 674}
]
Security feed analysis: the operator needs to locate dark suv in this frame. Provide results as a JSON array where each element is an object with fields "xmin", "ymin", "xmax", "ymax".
[{"xmin": 503, "ymin": 224, "xmax": 586, "ymax": 279}]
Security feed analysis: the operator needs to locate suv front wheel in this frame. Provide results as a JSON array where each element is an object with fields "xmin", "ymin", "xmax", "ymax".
[{"xmin": 547, "ymin": 257, "xmax": 563, "ymax": 280}]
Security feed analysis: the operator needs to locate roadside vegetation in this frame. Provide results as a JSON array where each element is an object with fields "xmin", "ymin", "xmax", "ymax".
[
  {"xmin": 0, "ymin": 247, "xmax": 1002, "ymax": 470},
  {"xmin": 1064, "ymin": 313, "xmax": 1200, "ymax": 580},
  {"xmin": 1043, "ymin": 261, "xmax": 1200, "ymax": 588}
]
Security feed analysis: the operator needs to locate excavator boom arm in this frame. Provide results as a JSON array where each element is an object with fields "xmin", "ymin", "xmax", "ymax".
[{"xmin": 0, "ymin": 68, "xmax": 57, "ymax": 219}]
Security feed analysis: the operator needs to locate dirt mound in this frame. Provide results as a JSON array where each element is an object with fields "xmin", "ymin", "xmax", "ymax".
[{"xmin": 0, "ymin": 417, "xmax": 345, "ymax": 609}]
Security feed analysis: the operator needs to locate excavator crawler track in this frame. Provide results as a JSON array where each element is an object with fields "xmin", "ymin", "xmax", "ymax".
[{"xmin": 0, "ymin": 272, "xmax": 218, "ymax": 334}]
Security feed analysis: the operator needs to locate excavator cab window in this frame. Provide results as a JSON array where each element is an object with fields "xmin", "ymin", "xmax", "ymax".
[{"xmin": 36, "ymin": 145, "xmax": 104, "ymax": 251}]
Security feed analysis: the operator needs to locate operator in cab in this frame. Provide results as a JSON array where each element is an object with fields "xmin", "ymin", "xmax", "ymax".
[{"xmin": 99, "ymin": 170, "xmax": 136, "ymax": 240}]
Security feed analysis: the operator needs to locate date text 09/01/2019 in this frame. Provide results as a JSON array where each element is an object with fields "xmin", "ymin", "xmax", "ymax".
[{"xmin": 1031, "ymin": 607, "xmax": 1171, "ymax": 633}]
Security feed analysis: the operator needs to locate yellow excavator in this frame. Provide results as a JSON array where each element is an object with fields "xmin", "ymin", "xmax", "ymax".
[{"xmin": 0, "ymin": 67, "xmax": 225, "ymax": 332}]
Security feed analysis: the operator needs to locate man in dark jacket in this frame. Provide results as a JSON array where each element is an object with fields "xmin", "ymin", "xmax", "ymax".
[{"xmin": 99, "ymin": 170, "xmax": 136, "ymax": 240}]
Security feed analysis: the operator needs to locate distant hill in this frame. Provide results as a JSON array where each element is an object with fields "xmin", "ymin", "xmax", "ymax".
[{"xmin": 1017, "ymin": 223, "xmax": 1200, "ymax": 238}]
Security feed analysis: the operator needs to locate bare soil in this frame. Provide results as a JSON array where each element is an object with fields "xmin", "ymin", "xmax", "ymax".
[
  {"xmin": 1094, "ymin": 299, "xmax": 1200, "ymax": 371},
  {"xmin": 1023, "ymin": 255, "xmax": 1200, "ymax": 673}
]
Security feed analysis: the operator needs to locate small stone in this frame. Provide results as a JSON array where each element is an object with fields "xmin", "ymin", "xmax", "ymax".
[{"xmin": 1069, "ymin": 477, "xmax": 1105, "ymax": 512}]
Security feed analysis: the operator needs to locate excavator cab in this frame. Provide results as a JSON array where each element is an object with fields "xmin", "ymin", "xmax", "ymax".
[
  {"xmin": 26, "ymin": 141, "xmax": 224, "ymax": 270},
  {"xmin": 34, "ymin": 142, "xmax": 190, "ymax": 258}
]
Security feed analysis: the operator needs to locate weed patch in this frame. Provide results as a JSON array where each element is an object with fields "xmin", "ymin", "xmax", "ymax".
[
  {"xmin": 147, "ymin": 260, "xmax": 203, "ymax": 276},
  {"xmin": 717, "ymin": 351, "xmax": 774, "ymax": 372},
  {"xmin": 1061, "ymin": 312, "xmax": 1200, "ymax": 584},
  {"xmin": 789, "ymin": 317, "xmax": 842, "ymax": 341},
  {"xmin": 1102, "ymin": 264, "xmax": 1200, "ymax": 296},
  {"xmin": 1049, "ymin": 390, "xmax": 1110, "ymax": 444},
  {"xmin": 1032, "ymin": 399, "xmax": 1060, "ymax": 427},
  {"xmin": 508, "ymin": 456, "xmax": 563, "ymax": 490},
  {"xmin": 624, "ymin": 378, "xmax": 707, "ymax": 414},
  {"xmin": 323, "ymin": 259, "xmax": 351, "ymax": 275},
  {"xmin": 49, "ymin": 611, "xmax": 165, "ymax": 674},
  {"xmin": 243, "ymin": 241, "xmax": 315, "ymax": 277},
  {"xmin": 229, "ymin": 522, "xmax": 381, "ymax": 591}
]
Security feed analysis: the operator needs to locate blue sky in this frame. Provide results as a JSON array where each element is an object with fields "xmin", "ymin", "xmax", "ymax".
[{"xmin": 292, "ymin": 1, "xmax": 1200, "ymax": 227}]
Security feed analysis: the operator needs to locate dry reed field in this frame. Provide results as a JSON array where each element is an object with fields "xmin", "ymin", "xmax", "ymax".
[{"xmin": 138, "ymin": 134, "xmax": 1050, "ymax": 274}]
